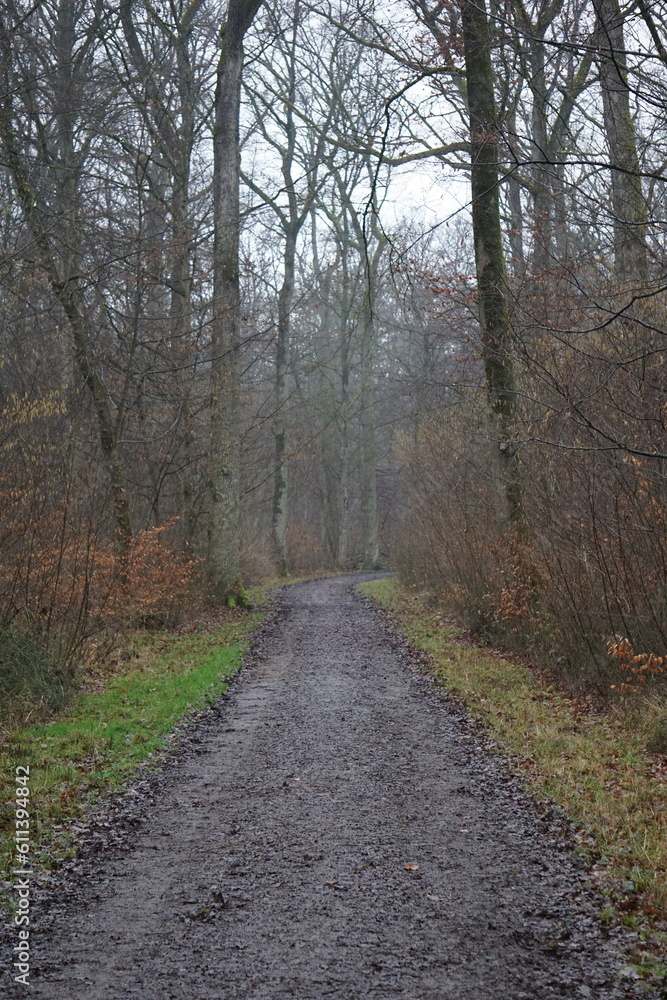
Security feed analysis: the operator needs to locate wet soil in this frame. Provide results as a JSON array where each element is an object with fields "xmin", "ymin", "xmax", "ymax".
[{"xmin": 8, "ymin": 575, "xmax": 665, "ymax": 998}]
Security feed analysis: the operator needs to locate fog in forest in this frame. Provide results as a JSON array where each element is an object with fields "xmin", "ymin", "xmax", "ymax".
[{"xmin": 2, "ymin": 0, "xmax": 667, "ymax": 702}]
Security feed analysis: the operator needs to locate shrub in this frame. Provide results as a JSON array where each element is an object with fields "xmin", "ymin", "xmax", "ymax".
[
  {"xmin": 0, "ymin": 623, "xmax": 75, "ymax": 723},
  {"xmin": 645, "ymin": 711, "xmax": 667, "ymax": 755},
  {"xmin": 93, "ymin": 520, "xmax": 203, "ymax": 627},
  {"xmin": 392, "ymin": 377, "xmax": 667, "ymax": 700},
  {"xmin": 608, "ymin": 637, "xmax": 667, "ymax": 694}
]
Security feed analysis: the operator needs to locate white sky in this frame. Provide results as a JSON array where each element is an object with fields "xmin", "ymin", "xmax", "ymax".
[{"xmin": 384, "ymin": 162, "xmax": 470, "ymax": 234}]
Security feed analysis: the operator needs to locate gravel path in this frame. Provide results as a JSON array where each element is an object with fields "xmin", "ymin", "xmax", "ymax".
[{"xmin": 15, "ymin": 575, "xmax": 659, "ymax": 998}]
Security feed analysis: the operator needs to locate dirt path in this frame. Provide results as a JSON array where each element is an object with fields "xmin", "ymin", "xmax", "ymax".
[{"xmin": 16, "ymin": 576, "xmax": 655, "ymax": 998}]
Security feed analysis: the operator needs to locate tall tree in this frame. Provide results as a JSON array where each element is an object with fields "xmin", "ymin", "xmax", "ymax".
[
  {"xmin": 594, "ymin": 0, "xmax": 649, "ymax": 284},
  {"xmin": 0, "ymin": 0, "xmax": 134, "ymax": 551},
  {"xmin": 243, "ymin": 0, "xmax": 332, "ymax": 575},
  {"xmin": 209, "ymin": 0, "xmax": 263, "ymax": 602},
  {"xmin": 117, "ymin": 0, "xmax": 210, "ymax": 545},
  {"xmin": 460, "ymin": 0, "xmax": 522, "ymax": 528}
]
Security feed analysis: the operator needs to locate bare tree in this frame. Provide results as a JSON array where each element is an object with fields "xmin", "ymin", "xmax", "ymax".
[
  {"xmin": 209, "ymin": 0, "xmax": 264, "ymax": 602},
  {"xmin": 242, "ymin": 0, "xmax": 332, "ymax": 575},
  {"xmin": 594, "ymin": 0, "xmax": 649, "ymax": 284},
  {"xmin": 0, "ymin": 0, "xmax": 134, "ymax": 551}
]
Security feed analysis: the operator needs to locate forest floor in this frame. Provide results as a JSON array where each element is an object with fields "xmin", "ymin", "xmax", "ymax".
[{"xmin": 3, "ymin": 574, "xmax": 666, "ymax": 999}]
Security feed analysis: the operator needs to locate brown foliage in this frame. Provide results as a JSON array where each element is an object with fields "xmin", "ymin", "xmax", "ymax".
[
  {"xmin": 608, "ymin": 638, "xmax": 667, "ymax": 694},
  {"xmin": 392, "ymin": 296, "xmax": 667, "ymax": 697}
]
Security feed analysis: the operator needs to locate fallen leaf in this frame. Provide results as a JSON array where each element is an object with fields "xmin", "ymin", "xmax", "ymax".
[{"xmin": 403, "ymin": 864, "xmax": 420, "ymax": 871}]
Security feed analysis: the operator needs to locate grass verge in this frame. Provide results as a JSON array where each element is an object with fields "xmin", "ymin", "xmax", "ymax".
[
  {"xmin": 359, "ymin": 578, "xmax": 667, "ymax": 975},
  {"xmin": 0, "ymin": 583, "xmax": 276, "ymax": 885}
]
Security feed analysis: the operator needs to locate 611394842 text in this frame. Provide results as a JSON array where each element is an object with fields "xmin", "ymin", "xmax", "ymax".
[{"xmin": 13, "ymin": 765, "xmax": 31, "ymax": 986}]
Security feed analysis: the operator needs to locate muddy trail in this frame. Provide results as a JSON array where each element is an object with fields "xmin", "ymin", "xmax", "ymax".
[{"xmin": 11, "ymin": 575, "xmax": 661, "ymax": 999}]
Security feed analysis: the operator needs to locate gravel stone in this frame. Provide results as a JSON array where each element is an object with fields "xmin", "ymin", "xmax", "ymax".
[{"xmin": 6, "ymin": 574, "xmax": 664, "ymax": 998}]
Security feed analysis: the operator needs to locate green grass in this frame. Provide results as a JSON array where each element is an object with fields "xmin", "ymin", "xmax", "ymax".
[
  {"xmin": 359, "ymin": 579, "xmax": 667, "ymax": 939},
  {"xmin": 0, "ymin": 590, "xmax": 272, "ymax": 883}
]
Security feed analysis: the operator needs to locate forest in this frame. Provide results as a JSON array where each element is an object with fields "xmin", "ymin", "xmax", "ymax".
[{"xmin": 1, "ymin": 0, "xmax": 667, "ymax": 714}]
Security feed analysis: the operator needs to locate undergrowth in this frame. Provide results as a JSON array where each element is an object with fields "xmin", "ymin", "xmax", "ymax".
[
  {"xmin": 0, "ymin": 581, "xmax": 277, "ymax": 885},
  {"xmin": 359, "ymin": 577, "xmax": 667, "ymax": 971},
  {"xmin": 0, "ymin": 625, "xmax": 76, "ymax": 722}
]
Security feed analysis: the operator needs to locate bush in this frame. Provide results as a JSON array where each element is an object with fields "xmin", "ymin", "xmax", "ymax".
[
  {"xmin": 0, "ymin": 624, "xmax": 75, "ymax": 724},
  {"xmin": 0, "ymin": 504, "xmax": 202, "ymax": 728},
  {"xmin": 93, "ymin": 520, "xmax": 202, "ymax": 628},
  {"xmin": 645, "ymin": 712, "xmax": 667, "ymax": 755},
  {"xmin": 392, "ymin": 388, "xmax": 667, "ymax": 700}
]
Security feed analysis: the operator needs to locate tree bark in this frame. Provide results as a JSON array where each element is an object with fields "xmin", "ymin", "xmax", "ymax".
[
  {"xmin": 336, "ymin": 316, "xmax": 350, "ymax": 568},
  {"xmin": 360, "ymin": 340, "xmax": 380, "ymax": 569},
  {"xmin": 594, "ymin": 0, "xmax": 648, "ymax": 284},
  {"xmin": 208, "ymin": 0, "xmax": 263, "ymax": 602},
  {"xmin": 528, "ymin": 29, "xmax": 555, "ymax": 283},
  {"xmin": 272, "ymin": 223, "xmax": 296, "ymax": 577},
  {"xmin": 461, "ymin": 0, "xmax": 522, "ymax": 530},
  {"xmin": 505, "ymin": 110, "xmax": 526, "ymax": 280},
  {"xmin": 357, "ymin": 235, "xmax": 382, "ymax": 571},
  {"xmin": 270, "ymin": 10, "xmax": 300, "ymax": 578}
]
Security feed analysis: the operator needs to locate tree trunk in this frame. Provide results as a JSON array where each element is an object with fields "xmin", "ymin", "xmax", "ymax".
[
  {"xmin": 360, "ymin": 366, "xmax": 379, "ymax": 569},
  {"xmin": 270, "ymin": 11, "xmax": 300, "ymax": 578},
  {"xmin": 121, "ymin": 0, "xmax": 199, "ymax": 550},
  {"xmin": 461, "ymin": 0, "xmax": 522, "ymax": 530},
  {"xmin": 272, "ymin": 224, "xmax": 296, "ymax": 577},
  {"xmin": 334, "ymin": 237, "xmax": 352, "ymax": 569},
  {"xmin": 208, "ymin": 0, "xmax": 262, "ymax": 602},
  {"xmin": 594, "ymin": 0, "xmax": 648, "ymax": 284},
  {"xmin": 505, "ymin": 111, "xmax": 525, "ymax": 280},
  {"xmin": 358, "ymin": 252, "xmax": 381, "ymax": 570},
  {"xmin": 336, "ymin": 324, "xmax": 350, "ymax": 568},
  {"xmin": 168, "ymin": 140, "xmax": 197, "ymax": 552},
  {"xmin": 528, "ymin": 33, "xmax": 554, "ymax": 284}
]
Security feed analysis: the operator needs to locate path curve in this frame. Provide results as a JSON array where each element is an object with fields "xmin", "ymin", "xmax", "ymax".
[{"xmin": 20, "ymin": 575, "xmax": 650, "ymax": 998}]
